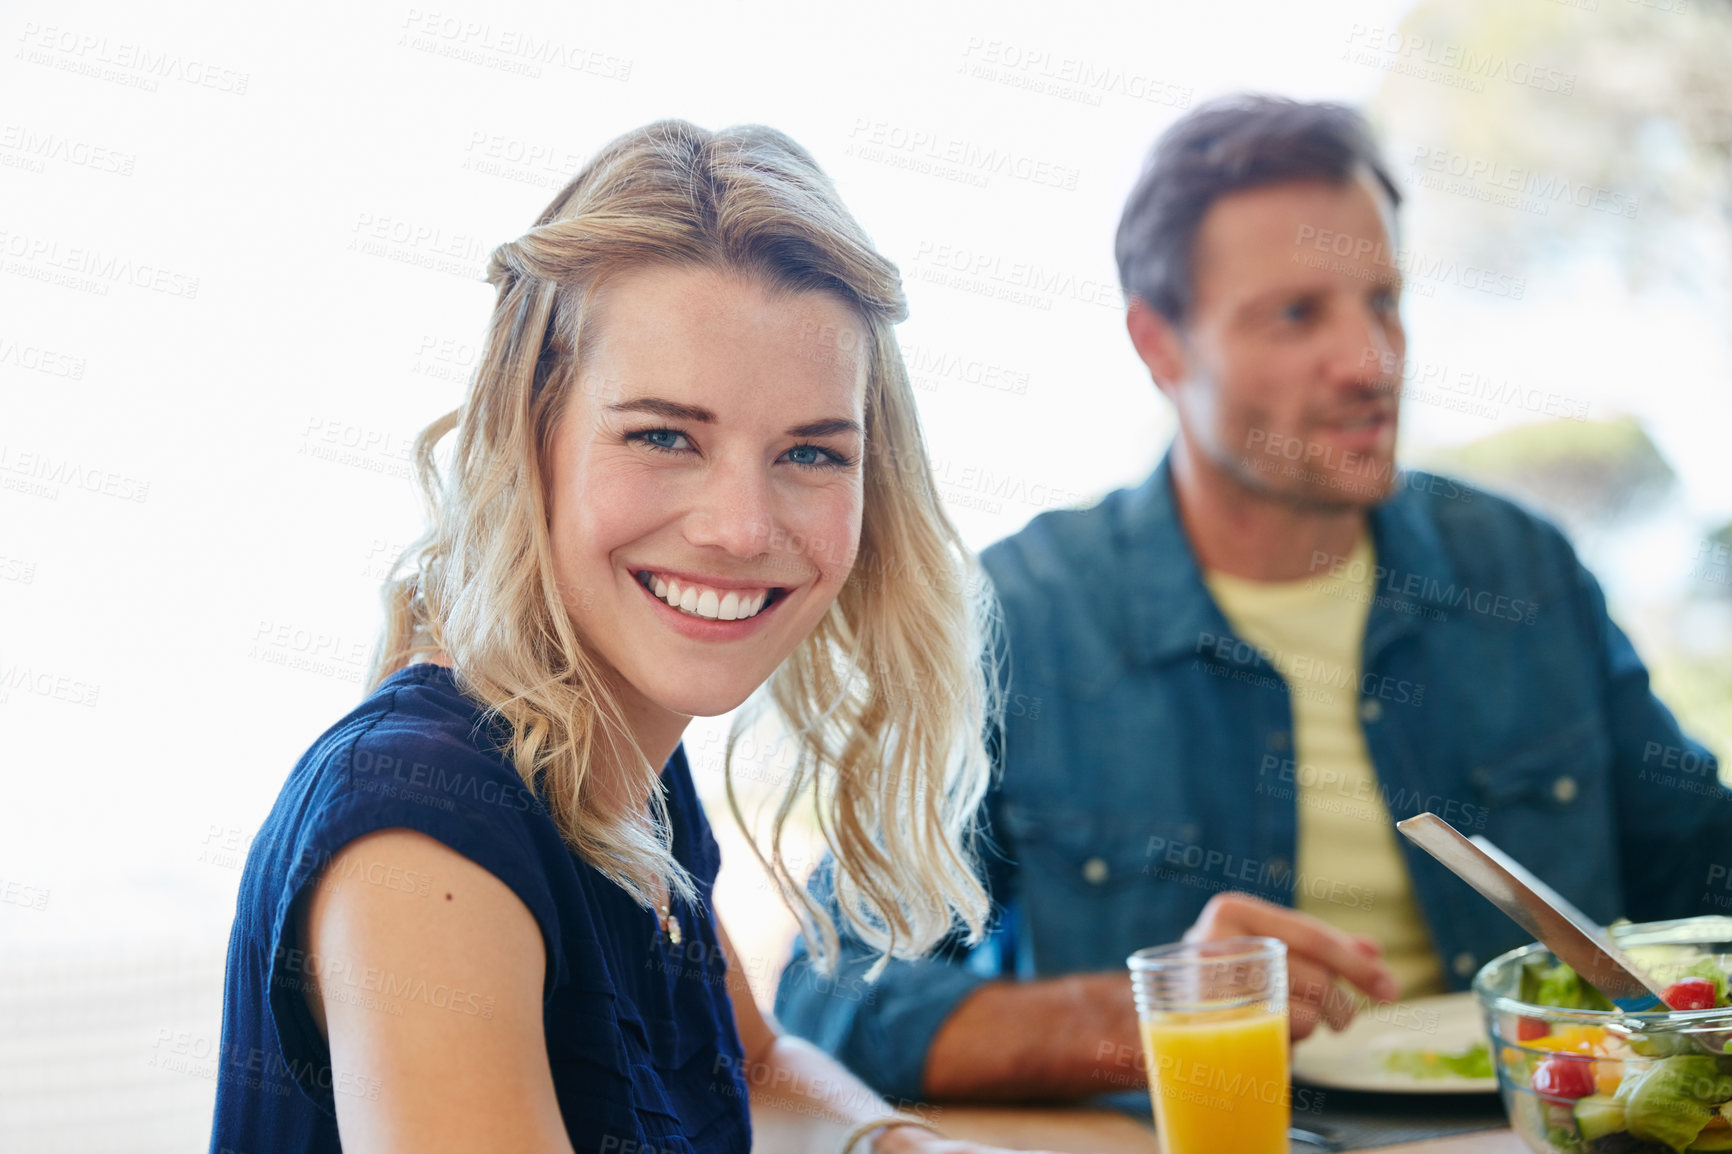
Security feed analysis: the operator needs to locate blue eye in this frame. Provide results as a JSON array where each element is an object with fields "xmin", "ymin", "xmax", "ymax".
[
  {"xmin": 782, "ymin": 443, "xmax": 857, "ymax": 471},
  {"xmin": 627, "ymin": 429, "xmax": 856, "ymax": 471},
  {"xmin": 1281, "ymin": 300, "xmax": 1315, "ymax": 324},
  {"xmin": 630, "ymin": 429, "xmax": 692, "ymax": 453}
]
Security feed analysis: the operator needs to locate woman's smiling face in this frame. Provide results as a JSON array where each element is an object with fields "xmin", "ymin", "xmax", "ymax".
[{"xmin": 546, "ymin": 264, "xmax": 869, "ymax": 738}]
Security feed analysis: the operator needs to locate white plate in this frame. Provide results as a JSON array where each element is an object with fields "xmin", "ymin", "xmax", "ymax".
[{"xmin": 1290, "ymin": 991, "xmax": 1499, "ymax": 1094}]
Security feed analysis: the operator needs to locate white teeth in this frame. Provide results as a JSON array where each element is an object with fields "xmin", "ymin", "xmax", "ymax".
[{"xmin": 641, "ymin": 571, "xmax": 774, "ymax": 621}]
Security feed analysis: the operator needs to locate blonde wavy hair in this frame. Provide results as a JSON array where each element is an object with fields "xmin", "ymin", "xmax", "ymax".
[{"xmin": 368, "ymin": 120, "xmax": 1001, "ymax": 974}]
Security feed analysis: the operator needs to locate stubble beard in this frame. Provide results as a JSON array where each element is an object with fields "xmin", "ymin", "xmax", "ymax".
[{"xmin": 1219, "ymin": 426, "xmax": 1397, "ymax": 513}]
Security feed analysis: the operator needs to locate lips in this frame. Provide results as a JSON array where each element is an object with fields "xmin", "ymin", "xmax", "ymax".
[
  {"xmin": 1320, "ymin": 404, "xmax": 1394, "ymax": 431},
  {"xmin": 633, "ymin": 570, "xmax": 786, "ymax": 622},
  {"xmin": 1315, "ymin": 408, "xmax": 1395, "ymax": 449}
]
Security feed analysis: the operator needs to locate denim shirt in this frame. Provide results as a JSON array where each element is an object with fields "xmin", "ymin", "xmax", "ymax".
[{"xmin": 774, "ymin": 454, "xmax": 1729, "ymax": 1104}]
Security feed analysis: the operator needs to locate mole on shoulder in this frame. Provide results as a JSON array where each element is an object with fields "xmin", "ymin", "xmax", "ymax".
[{"xmin": 445, "ymin": 893, "xmax": 453, "ymax": 900}]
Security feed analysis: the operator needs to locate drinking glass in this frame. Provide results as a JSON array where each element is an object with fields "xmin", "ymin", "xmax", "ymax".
[{"xmin": 1127, "ymin": 936, "xmax": 1290, "ymax": 1154}]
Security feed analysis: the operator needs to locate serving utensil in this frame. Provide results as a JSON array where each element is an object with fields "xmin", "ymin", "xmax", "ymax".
[{"xmin": 1395, "ymin": 813, "xmax": 1667, "ymax": 1013}]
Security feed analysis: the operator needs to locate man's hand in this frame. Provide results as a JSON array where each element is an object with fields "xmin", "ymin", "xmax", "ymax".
[
  {"xmin": 919, "ymin": 890, "xmax": 1400, "ymax": 1100},
  {"xmin": 1183, "ymin": 891, "xmax": 1399, "ymax": 1040}
]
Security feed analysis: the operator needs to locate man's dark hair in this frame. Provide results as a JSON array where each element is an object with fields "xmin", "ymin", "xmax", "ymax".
[{"xmin": 1114, "ymin": 94, "xmax": 1401, "ymax": 323}]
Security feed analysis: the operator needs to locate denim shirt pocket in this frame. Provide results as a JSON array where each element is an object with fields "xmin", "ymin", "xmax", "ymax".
[
  {"xmin": 1467, "ymin": 714, "xmax": 1617, "ymax": 921},
  {"xmin": 999, "ymin": 802, "xmax": 1198, "ymax": 974}
]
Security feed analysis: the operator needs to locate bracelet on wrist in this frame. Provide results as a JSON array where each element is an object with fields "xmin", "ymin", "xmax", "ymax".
[{"xmin": 837, "ymin": 1113, "xmax": 942, "ymax": 1154}]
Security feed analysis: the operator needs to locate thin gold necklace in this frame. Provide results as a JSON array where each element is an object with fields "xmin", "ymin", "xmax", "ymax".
[
  {"xmin": 648, "ymin": 806, "xmax": 680, "ymax": 945},
  {"xmin": 654, "ymin": 886, "xmax": 681, "ymax": 947}
]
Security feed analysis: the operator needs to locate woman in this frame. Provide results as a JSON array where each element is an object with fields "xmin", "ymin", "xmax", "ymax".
[{"xmin": 208, "ymin": 121, "xmax": 1048, "ymax": 1154}]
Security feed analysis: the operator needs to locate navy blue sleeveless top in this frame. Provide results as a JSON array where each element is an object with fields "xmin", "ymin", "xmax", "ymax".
[{"xmin": 208, "ymin": 662, "xmax": 751, "ymax": 1153}]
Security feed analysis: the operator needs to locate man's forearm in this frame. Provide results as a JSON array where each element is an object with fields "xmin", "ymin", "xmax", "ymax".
[{"xmin": 922, "ymin": 972, "xmax": 1141, "ymax": 1101}]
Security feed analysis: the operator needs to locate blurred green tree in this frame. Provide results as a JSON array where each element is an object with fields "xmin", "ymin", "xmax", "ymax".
[{"xmin": 1366, "ymin": 0, "xmax": 1732, "ymax": 286}]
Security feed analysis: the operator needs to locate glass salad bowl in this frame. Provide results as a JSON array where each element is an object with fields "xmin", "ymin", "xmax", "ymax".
[{"xmin": 1473, "ymin": 916, "xmax": 1732, "ymax": 1154}]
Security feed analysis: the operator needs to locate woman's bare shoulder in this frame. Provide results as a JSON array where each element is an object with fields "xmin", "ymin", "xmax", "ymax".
[{"xmin": 297, "ymin": 827, "xmax": 574, "ymax": 1152}]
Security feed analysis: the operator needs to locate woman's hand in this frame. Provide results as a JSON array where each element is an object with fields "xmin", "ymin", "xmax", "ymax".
[
  {"xmin": 717, "ymin": 919, "xmax": 1067, "ymax": 1154},
  {"xmin": 876, "ymin": 1125, "xmax": 1063, "ymax": 1154},
  {"xmin": 1182, "ymin": 891, "xmax": 1400, "ymax": 1040}
]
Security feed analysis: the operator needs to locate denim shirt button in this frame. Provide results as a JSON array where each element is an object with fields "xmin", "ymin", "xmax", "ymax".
[
  {"xmin": 1359, "ymin": 698, "xmax": 1383, "ymax": 724},
  {"xmin": 1552, "ymin": 775, "xmax": 1578, "ymax": 804},
  {"xmin": 1267, "ymin": 731, "xmax": 1290, "ymax": 751},
  {"xmin": 1082, "ymin": 857, "xmax": 1110, "ymax": 885},
  {"xmin": 1452, "ymin": 951, "xmax": 1477, "ymax": 978}
]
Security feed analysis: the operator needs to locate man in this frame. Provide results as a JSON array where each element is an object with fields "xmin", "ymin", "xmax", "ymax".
[{"xmin": 774, "ymin": 95, "xmax": 1729, "ymax": 1105}]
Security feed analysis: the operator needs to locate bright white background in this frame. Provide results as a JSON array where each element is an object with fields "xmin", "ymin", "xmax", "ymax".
[{"xmin": 3, "ymin": 1, "xmax": 1728, "ymax": 1149}]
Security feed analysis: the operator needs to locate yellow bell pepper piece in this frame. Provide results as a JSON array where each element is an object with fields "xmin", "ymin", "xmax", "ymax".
[
  {"xmin": 1592, "ymin": 1059, "xmax": 1621, "ymax": 1097},
  {"xmin": 1519, "ymin": 1025, "xmax": 1607, "ymax": 1055}
]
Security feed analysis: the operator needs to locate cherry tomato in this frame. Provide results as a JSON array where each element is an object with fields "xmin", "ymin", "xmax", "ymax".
[
  {"xmin": 1532, "ymin": 1056, "xmax": 1596, "ymax": 1100},
  {"xmin": 1661, "ymin": 978, "xmax": 1718, "ymax": 1011},
  {"xmin": 1516, "ymin": 1017, "xmax": 1550, "ymax": 1042}
]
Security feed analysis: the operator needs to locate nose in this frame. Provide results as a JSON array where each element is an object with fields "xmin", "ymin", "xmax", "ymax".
[
  {"xmin": 1326, "ymin": 298, "xmax": 1404, "ymax": 397},
  {"xmin": 682, "ymin": 454, "xmax": 775, "ymax": 560}
]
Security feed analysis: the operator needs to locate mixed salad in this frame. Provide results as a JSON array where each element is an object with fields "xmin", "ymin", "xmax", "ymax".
[
  {"xmin": 1500, "ymin": 952, "xmax": 1732, "ymax": 1154},
  {"xmin": 1382, "ymin": 1041, "xmax": 1494, "ymax": 1080}
]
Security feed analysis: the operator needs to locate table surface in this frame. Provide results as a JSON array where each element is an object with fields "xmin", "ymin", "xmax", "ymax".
[
  {"xmin": 934, "ymin": 1105, "xmax": 1528, "ymax": 1152},
  {"xmin": 754, "ymin": 1104, "xmax": 1529, "ymax": 1152}
]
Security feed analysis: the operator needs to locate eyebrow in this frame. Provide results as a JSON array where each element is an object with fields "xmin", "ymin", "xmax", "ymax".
[
  {"xmin": 607, "ymin": 397, "xmax": 862, "ymax": 439},
  {"xmin": 786, "ymin": 417, "xmax": 862, "ymax": 438},
  {"xmin": 607, "ymin": 398, "xmax": 716, "ymax": 423}
]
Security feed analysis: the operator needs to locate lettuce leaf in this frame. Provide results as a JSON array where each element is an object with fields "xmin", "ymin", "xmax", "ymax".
[
  {"xmin": 1614, "ymin": 1055, "xmax": 1732, "ymax": 1151},
  {"xmin": 1382, "ymin": 1042, "xmax": 1494, "ymax": 1079},
  {"xmin": 1521, "ymin": 958, "xmax": 1618, "ymax": 1013}
]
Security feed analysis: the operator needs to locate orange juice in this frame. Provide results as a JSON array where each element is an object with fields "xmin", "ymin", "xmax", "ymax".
[{"xmin": 1138, "ymin": 1006, "xmax": 1290, "ymax": 1154}]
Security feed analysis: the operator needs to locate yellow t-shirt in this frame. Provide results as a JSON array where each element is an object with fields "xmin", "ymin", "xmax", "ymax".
[{"xmin": 1204, "ymin": 535, "xmax": 1447, "ymax": 998}]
